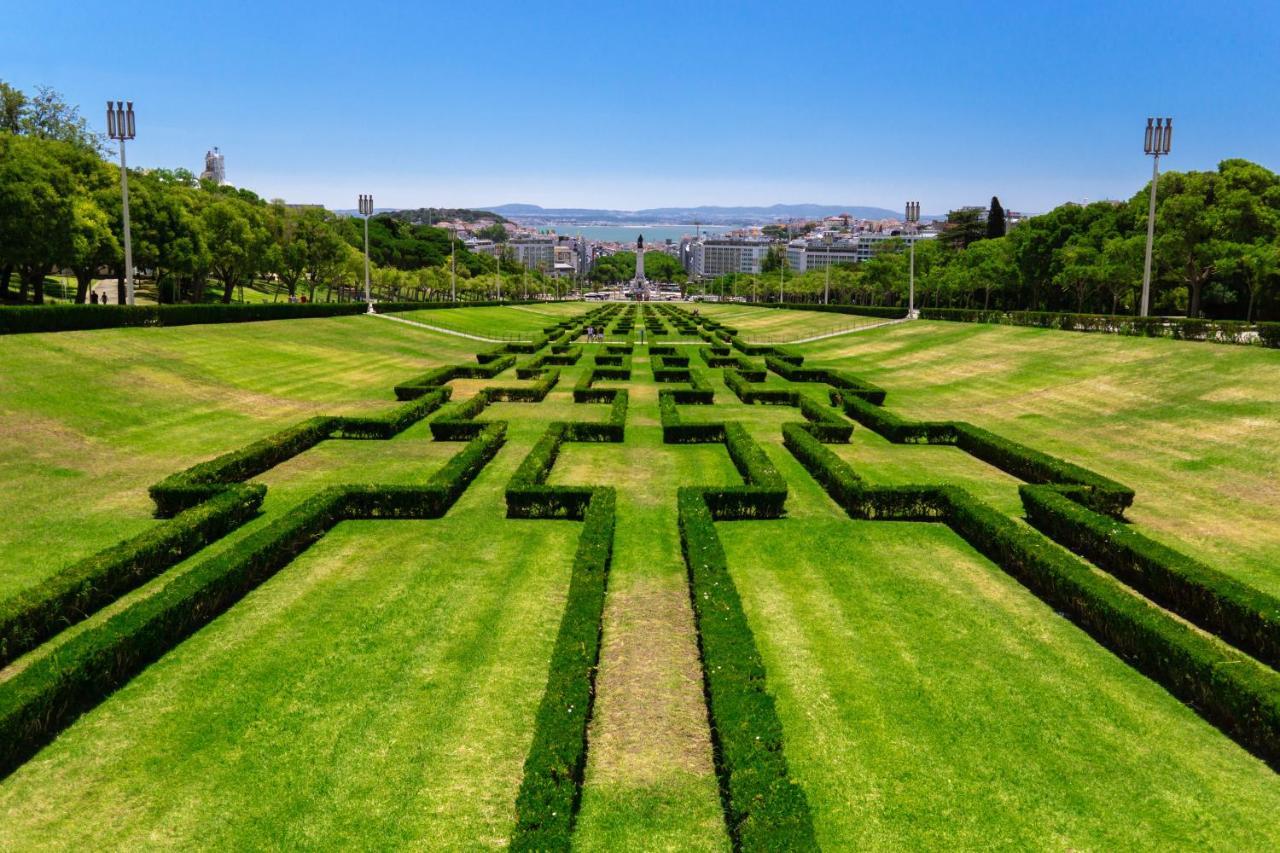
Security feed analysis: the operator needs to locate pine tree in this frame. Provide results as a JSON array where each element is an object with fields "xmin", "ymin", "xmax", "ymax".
[{"xmin": 987, "ymin": 196, "xmax": 1007, "ymax": 239}]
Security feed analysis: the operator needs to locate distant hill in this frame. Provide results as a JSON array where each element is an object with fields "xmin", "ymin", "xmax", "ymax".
[
  {"xmin": 390, "ymin": 207, "xmax": 510, "ymax": 225},
  {"xmin": 330, "ymin": 207, "xmax": 508, "ymax": 223},
  {"xmin": 487, "ymin": 203, "xmax": 944, "ymax": 224}
]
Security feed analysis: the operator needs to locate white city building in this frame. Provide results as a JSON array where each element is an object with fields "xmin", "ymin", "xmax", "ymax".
[
  {"xmin": 507, "ymin": 235, "xmax": 556, "ymax": 272},
  {"xmin": 690, "ymin": 237, "xmax": 772, "ymax": 280},
  {"xmin": 786, "ymin": 232, "xmax": 933, "ymax": 271}
]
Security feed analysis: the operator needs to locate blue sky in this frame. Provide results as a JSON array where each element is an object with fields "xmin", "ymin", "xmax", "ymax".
[{"xmin": 6, "ymin": 0, "xmax": 1280, "ymax": 213}]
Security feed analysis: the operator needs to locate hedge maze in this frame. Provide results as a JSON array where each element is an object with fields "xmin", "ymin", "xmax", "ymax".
[{"xmin": 1, "ymin": 302, "xmax": 1277, "ymax": 847}]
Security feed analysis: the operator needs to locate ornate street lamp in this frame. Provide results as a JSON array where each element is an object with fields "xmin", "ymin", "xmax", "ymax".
[
  {"xmin": 1140, "ymin": 117, "xmax": 1173, "ymax": 317},
  {"xmin": 106, "ymin": 101, "xmax": 137, "ymax": 305}
]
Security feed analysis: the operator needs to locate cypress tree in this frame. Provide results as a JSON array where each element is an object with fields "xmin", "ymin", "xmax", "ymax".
[{"xmin": 987, "ymin": 196, "xmax": 1007, "ymax": 238}]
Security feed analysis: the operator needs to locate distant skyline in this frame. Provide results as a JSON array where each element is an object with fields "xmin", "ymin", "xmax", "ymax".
[{"xmin": 6, "ymin": 1, "xmax": 1280, "ymax": 214}]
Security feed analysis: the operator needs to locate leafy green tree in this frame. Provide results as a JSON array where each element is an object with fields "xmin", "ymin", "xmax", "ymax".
[
  {"xmin": 200, "ymin": 197, "xmax": 270, "ymax": 303},
  {"xmin": 478, "ymin": 222, "xmax": 509, "ymax": 243},
  {"xmin": 939, "ymin": 208, "xmax": 987, "ymax": 250},
  {"xmin": 0, "ymin": 134, "xmax": 77, "ymax": 303},
  {"xmin": 1240, "ymin": 241, "xmax": 1280, "ymax": 322}
]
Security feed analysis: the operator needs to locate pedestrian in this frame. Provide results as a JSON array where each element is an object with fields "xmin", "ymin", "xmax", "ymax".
[
  {"xmin": 587, "ymin": 325, "xmax": 594, "ymax": 342},
  {"xmin": 90, "ymin": 291, "xmax": 98, "ymax": 304}
]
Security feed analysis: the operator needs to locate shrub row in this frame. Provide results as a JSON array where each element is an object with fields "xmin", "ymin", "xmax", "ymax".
[
  {"xmin": 562, "ymin": 390, "xmax": 629, "ymax": 443},
  {"xmin": 505, "ymin": 424, "xmax": 595, "ymax": 519},
  {"xmin": 796, "ymin": 394, "xmax": 853, "ymax": 443},
  {"xmin": 393, "ymin": 355, "xmax": 516, "ymax": 400},
  {"xmin": 661, "ymin": 370, "xmax": 715, "ymax": 405},
  {"xmin": 488, "ymin": 368, "xmax": 561, "ymax": 403},
  {"xmin": 149, "ymin": 415, "xmax": 334, "ymax": 516},
  {"xmin": 782, "ymin": 424, "xmax": 1280, "ymax": 766},
  {"xmin": 659, "ymin": 392, "xmax": 725, "ymax": 444},
  {"xmin": 429, "ymin": 391, "xmax": 494, "ymax": 440},
  {"xmin": 837, "ymin": 395, "xmax": 1133, "ymax": 516},
  {"xmin": 511, "ymin": 488, "xmax": 615, "ymax": 850},
  {"xmin": 1022, "ymin": 485, "xmax": 1280, "ymax": 669},
  {"xmin": 764, "ymin": 358, "xmax": 887, "ymax": 404},
  {"xmin": 701, "ymin": 423, "xmax": 788, "ymax": 520},
  {"xmin": 150, "ymin": 389, "xmax": 452, "ymax": 516},
  {"xmin": 676, "ymin": 487, "xmax": 818, "ymax": 849},
  {"xmin": 0, "ymin": 423, "xmax": 507, "ymax": 778},
  {"xmin": 0, "ymin": 484, "xmax": 265, "ymax": 668},
  {"xmin": 724, "ymin": 369, "xmax": 795, "ymax": 405},
  {"xmin": 0, "ymin": 300, "xmax": 555, "ymax": 336},
  {"xmin": 919, "ymin": 308, "xmax": 1280, "ymax": 349}
]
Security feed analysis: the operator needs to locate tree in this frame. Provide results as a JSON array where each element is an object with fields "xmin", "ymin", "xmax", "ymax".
[
  {"xmin": 987, "ymin": 196, "xmax": 1007, "ymax": 239},
  {"xmin": 67, "ymin": 195, "xmax": 120, "ymax": 303},
  {"xmin": 478, "ymin": 222, "xmax": 509, "ymax": 243},
  {"xmin": 1240, "ymin": 241, "xmax": 1280, "ymax": 322},
  {"xmin": 1097, "ymin": 235, "xmax": 1144, "ymax": 314},
  {"xmin": 0, "ymin": 135, "xmax": 77, "ymax": 303},
  {"xmin": 200, "ymin": 197, "xmax": 269, "ymax": 303},
  {"xmin": 939, "ymin": 208, "xmax": 986, "ymax": 250},
  {"xmin": 0, "ymin": 82, "xmax": 106, "ymax": 154},
  {"xmin": 1052, "ymin": 241, "xmax": 1100, "ymax": 313}
]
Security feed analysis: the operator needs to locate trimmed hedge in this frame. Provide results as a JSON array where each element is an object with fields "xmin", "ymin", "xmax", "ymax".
[
  {"xmin": 1023, "ymin": 485, "xmax": 1280, "ymax": 669},
  {"xmin": 764, "ymin": 358, "xmax": 887, "ymax": 404},
  {"xmin": 150, "ymin": 415, "xmax": 336, "ymax": 516},
  {"xmin": 505, "ymin": 425, "xmax": 594, "ymax": 519},
  {"xmin": 429, "ymin": 391, "xmax": 493, "ymax": 440},
  {"xmin": 393, "ymin": 355, "xmax": 516, "ymax": 400},
  {"xmin": 660, "ymin": 392, "xmax": 725, "ymax": 444},
  {"xmin": 919, "ymin": 307, "xmax": 1280, "ymax": 349},
  {"xmin": 677, "ymin": 487, "xmax": 817, "ymax": 849},
  {"xmin": 0, "ymin": 484, "xmax": 264, "ymax": 667},
  {"xmin": 796, "ymin": 394, "xmax": 853, "ymax": 443},
  {"xmin": 511, "ymin": 488, "xmax": 615, "ymax": 850},
  {"xmin": 837, "ymin": 395, "xmax": 1134, "ymax": 516},
  {"xmin": 0, "ymin": 300, "xmax": 569, "ymax": 336},
  {"xmin": 701, "ymin": 423, "xmax": 788, "ymax": 520},
  {"xmin": 724, "ymin": 369, "xmax": 795, "ymax": 406},
  {"xmin": 151, "ymin": 389, "xmax": 451, "ymax": 516},
  {"xmin": 0, "ymin": 423, "xmax": 506, "ymax": 778}
]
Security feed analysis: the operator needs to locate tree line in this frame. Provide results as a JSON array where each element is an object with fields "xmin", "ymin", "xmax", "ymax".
[
  {"xmin": 706, "ymin": 162, "xmax": 1280, "ymax": 321},
  {"xmin": 0, "ymin": 82, "xmax": 564, "ymax": 306}
]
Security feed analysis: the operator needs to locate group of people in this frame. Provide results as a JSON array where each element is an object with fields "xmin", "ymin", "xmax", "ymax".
[{"xmin": 584, "ymin": 325, "xmax": 605, "ymax": 343}]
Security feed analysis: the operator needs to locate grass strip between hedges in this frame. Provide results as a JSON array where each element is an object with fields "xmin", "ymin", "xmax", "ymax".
[
  {"xmin": 0, "ymin": 423, "xmax": 507, "ymax": 780},
  {"xmin": 678, "ymin": 487, "xmax": 818, "ymax": 850},
  {"xmin": 782, "ymin": 423, "xmax": 1280, "ymax": 768}
]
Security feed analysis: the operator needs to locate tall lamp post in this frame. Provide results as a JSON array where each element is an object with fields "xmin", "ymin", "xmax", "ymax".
[
  {"xmin": 358, "ymin": 194, "xmax": 374, "ymax": 313},
  {"xmin": 450, "ymin": 226, "xmax": 457, "ymax": 302},
  {"xmin": 1140, "ymin": 117, "xmax": 1172, "ymax": 317},
  {"xmin": 106, "ymin": 101, "xmax": 136, "ymax": 305},
  {"xmin": 905, "ymin": 201, "xmax": 920, "ymax": 317}
]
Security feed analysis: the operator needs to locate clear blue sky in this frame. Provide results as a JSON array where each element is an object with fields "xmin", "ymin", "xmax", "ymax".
[{"xmin": 7, "ymin": 0, "xmax": 1280, "ymax": 214}]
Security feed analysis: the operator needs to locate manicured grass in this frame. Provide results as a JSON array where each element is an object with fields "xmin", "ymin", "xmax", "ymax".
[
  {"xmin": 0, "ymin": 512, "xmax": 579, "ymax": 846},
  {"xmin": 0, "ymin": 315, "xmax": 483, "ymax": 599},
  {"xmin": 696, "ymin": 303, "xmax": 883, "ymax": 340},
  {"xmin": 804, "ymin": 320, "xmax": 1280, "ymax": 595},
  {"xmin": 550, "ymin": 352, "xmax": 732, "ymax": 851},
  {"xmin": 1, "ymin": 306, "xmax": 1277, "ymax": 847},
  {"xmin": 719, "ymin": 517, "xmax": 1280, "ymax": 848},
  {"xmin": 393, "ymin": 303, "xmax": 584, "ymax": 338}
]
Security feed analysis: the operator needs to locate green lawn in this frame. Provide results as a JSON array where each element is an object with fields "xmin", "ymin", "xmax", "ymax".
[
  {"xmin": 393, "ymin": 303, "xmax": 585, "ymax": 338},
  {"xmin": 695, "ymin": 303, "xmax": 884, "ymax": 341},
  {"xmin": 721, "ymin": 516, "xmax": 1280, "ymax": 849},
  {"xmin": 804, "ymin": 319, "xmax": 1280, "ymax": 596},
  {"xmin": 0, "ymin": 315, "xmax": 483, "ymax": 600},
  {"xmin": 0, "ymin": 306, "xmax": 1276, "ymax": 847}
]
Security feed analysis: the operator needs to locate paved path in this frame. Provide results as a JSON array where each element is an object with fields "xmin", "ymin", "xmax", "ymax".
[{"xmin": 371, "ymin": 311, "xmax": 529, "ymax": 343}]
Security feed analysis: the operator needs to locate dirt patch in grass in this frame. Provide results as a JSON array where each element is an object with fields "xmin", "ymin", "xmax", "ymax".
[{"xmin": 586, "ymin": 575, "xmax": 716, "ymax": 787}]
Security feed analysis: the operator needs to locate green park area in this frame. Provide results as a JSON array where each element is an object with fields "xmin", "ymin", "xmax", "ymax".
[{"xmin": 0, "ymin": 303, "xmax": 1278, "ymax": 849}]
